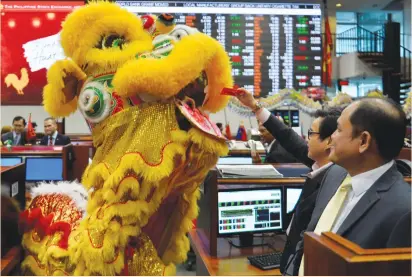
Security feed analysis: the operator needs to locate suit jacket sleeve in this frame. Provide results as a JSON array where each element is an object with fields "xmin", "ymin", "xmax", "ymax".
[
  {"xmin": 263, "ymin": 114, "xmax": 314, "ymax": 168},
  {"xmin": 1, "ymin": 133, "xmax": 8, "ymax": 144},
  {"xmin": 386, "ymin": 211, "xmax": 411, "ymax": 248}
]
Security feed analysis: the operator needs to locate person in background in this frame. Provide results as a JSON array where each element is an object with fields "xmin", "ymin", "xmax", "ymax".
[
  {"xmin": 258, "ymin": 119, "xmax": 300, "ymax": 163},
  {"xmin": 235, "ymin": 88, "xmax": 343, "ymax": 274},
  {"xmin": 31, "ymin": 122, "xmax": 38, "ymax": 132},
  {"xmin": 32, "ymin": 122, "xmax": 45, "ymax": 141},
  {"xmin": 289, "ymin": 98, "xmax": 411, "ymax": 276},
  {"xmin": 40, "ymin": 117, "xmax": 71, "ymax": 146},
  {"xmin": 1, "ymin": 125, "xmax": 12, "ymax": 135},
  {"xmin": 1, "ymin": 116, "xmax": 31, "ymax": 146},
  {"xmin": 216, "ymin": 122, "xmax": 224, "ymax": 133}
]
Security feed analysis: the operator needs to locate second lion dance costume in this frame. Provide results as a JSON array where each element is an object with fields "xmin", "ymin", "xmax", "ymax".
[{"xmin": 19, "ymin": 2, "xmax": 233, "ymax": 275}]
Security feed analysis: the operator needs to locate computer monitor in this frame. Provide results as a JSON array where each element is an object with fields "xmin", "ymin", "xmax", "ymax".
[
  {"xmin": 272, "ymin": 110, "xmax": 300, "ymax": 127},
  {"xmin": 218, "ymin": 157, "xmax": 253, "ymax": 165},
  {"xmin": 25, "ymin": 157, "xmax": 63, "ymax": 182},
  {"xmin": 116, "ymin": 1, "xmax": 322, "ymax": 98},
  {"xmin": 0, "ymin": 157, "xmax": 23, "ymax": 166},
  {"xmin": 285, "ymin": 187, "xmax": 303, "ymax": 213},
  {"xmin": 217, "ymin": 187, "xmax": 283, "ymax": 246}
]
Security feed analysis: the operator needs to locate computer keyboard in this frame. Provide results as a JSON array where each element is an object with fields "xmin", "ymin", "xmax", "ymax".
[{"xmin": 247, "ymin": 252, "xmax": 283, "ymax": 270}]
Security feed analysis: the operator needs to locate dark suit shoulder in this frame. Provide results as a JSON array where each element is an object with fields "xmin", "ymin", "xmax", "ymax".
[
  {"xmin": 324, "ymin": 164, "xmax": 347, "ymax": 177},
  {"xmin": 55, "ymin": 134, "xmax": 72, "ymax": 145},
  {"xmin": 1, "ymin": 132, "xmax": 12, "ymax": 142}
]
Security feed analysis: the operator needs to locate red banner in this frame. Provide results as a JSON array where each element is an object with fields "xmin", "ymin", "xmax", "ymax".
[
  {"xmin": 322, "ymin": 16, "xmax": 333, "ymax": 87},
  {"xmin": 1, "ymin": 1, "xmax": 83, "ymax": 105},
  {"xmin": 1, "ymin": 1, "xmax": 83, "ymax": 12}
]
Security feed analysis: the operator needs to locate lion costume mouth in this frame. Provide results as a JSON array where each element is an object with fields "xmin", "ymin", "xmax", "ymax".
[
  {"xmin": 112, "ymin": 25, "xmax": 233, "ymax": 113},
  {"xmin": 134, "ymin": 32, "xmax": 211, "ymax": 109}
]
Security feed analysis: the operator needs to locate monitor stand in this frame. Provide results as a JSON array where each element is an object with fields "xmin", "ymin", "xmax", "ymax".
[{"xmin": 229, "ymin": 233, "xmax": 268, "ymax": 248}]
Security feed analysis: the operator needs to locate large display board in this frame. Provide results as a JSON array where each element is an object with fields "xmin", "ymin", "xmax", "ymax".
[{"xmin": 117, "ymin": 0, "xmax": 322, "ymax": 98}]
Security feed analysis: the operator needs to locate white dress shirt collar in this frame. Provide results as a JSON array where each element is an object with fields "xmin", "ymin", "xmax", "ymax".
[
  {"xmin": 52, "ymin": 131, "xmax": 58, "ymax": 140},
  {"xmin": 350, "ymin": 160, "xmax": 395, "ymax": 197},
  {"xmin": 266, "ymin": 139, "xmax": 276, "ymax": 153},
  {"xmin": 331, "ymin": 160, "xmax": 395, "ymax": 233},
  {"xmin": 308, "ymin": 162, "xmax": 333, "ymax": 179}
]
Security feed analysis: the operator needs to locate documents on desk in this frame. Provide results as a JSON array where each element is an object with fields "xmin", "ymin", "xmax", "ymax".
[{"xmin": 216, "ymin": 164, "xmax": 283, "ymax": 178}]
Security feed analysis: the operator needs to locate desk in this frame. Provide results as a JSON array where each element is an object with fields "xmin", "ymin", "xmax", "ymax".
[
  {"xmin": 70, "ymin": 141, "xmax": 95, "ymax": 181},
  {"xmin": 67, "ymin": 134, "xmax": 93, "ymax": 142},
  {"xmin": 228, "ymin": 149, "xmax": 265, "ymax": 157},
  {"xmin": 189, "ymin": 229, "xmax": 282, "ymax": 276},
  {"xmin": 1, "ymin": 145, "xmax": 72, "ymax": 181},
  {"xmin": 1, "ymin": 163, "xmax": 26, "ymax": 210},
  {"xmin": 1, "ymin": 246, "xmax": 22, "ymax": 276}
]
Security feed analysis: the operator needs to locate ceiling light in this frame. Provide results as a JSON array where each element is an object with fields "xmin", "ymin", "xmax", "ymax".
[{"xmin": 336, "ymin": 3, "xmax": 342, "ymax": 7}]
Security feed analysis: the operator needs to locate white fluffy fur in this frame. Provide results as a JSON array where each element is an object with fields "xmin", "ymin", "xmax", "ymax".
[{"xmin": 30, "ymin": 181, "xmax": 88, "ymax": 215}]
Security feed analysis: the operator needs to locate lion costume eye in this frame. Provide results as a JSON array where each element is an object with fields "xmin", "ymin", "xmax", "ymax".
[
  {"xmin": 96, "ymin": 34, "xmax": 126, "ymax": 49},
  {"xmin": 169, "ymin": 29, "xmax": 189, "ymax": 41}
]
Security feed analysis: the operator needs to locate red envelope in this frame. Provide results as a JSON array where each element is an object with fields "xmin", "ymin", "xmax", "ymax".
[{"xmin": 221, "ymin": 85, "xmax": 241, "ymax": 96}]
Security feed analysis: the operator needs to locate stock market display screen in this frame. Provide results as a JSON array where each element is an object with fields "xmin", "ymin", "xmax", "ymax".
[{"xmin": 117, "ymin": 1, "xmax": 322, "ymax": 98}]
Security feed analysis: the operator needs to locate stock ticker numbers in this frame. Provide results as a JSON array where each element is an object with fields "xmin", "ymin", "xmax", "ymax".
[{"xmin": 118, "ymin": 1, "xmax": 323, "ymax": 98}]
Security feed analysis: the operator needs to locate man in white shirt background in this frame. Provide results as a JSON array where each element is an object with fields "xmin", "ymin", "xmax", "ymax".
[
  {"xmin": 288, "ymin": 97, "xmax": 411, "ymax": 276},
  {"xmin": 40, "ymin": 117, "xmax": 71, "ymax": 146}
]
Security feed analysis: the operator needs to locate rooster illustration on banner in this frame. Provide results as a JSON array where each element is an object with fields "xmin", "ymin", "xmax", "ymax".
[{"xmin": 4, "ymin": 67, "xmax": 29, "ymax": 95}]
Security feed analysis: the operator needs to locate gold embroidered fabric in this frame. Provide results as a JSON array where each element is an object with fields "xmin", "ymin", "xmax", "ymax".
[
  {"xmin": 126, "ymin": 233, "xmax": 165, "ymax": 276},
  {"xmin": 29, "ymin": 194, "xmax": 83, "ymax": 228},
  {"xmin": 90, "ymin": 101, "xmax": 179, "ymax": 172}
]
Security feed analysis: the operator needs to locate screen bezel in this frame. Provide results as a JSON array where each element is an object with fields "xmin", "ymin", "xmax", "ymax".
[
  {"xmin": 217, "ymin": 186, "xmax": 284, "ymax": 237},
  {"xmin": 282, "ymin": 185, "xmax": 304, "ymax": 232},
  {"xmin": 25, "ymin": 157, "xmax": 63, "ymax": 182},
  {"xmin": 284, "ymin": 186, "xmax": 303, "ymax": 214}
]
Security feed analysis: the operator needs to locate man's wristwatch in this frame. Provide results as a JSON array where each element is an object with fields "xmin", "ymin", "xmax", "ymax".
[{"xmin": 252, "ymin": 101, "xmax": 263, "ymax": 113}]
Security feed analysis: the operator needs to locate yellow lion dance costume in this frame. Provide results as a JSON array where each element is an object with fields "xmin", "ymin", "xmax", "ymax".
[{"xmin": 19, "ymin": 2, "xmax": 232, "ymax": 275}]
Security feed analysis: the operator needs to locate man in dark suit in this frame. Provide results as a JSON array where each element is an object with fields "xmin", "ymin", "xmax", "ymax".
[
  {"xmin": 288, "ymin": 98, "xmax": 411, "ymax": 275},
  {"xmin": 235, "ymin": 88, "xmax": 344, "ymax": 273},
  {"xmin": 40, "ymin": 117, "xmax": 71, "ymax": 146},
  {"xmin": 259, "ymin": 119, "xmax": 300, "ymax": 163},
  {"xmin": 1, "ymin": 116, "xmax": 33, "ymax": 146}
]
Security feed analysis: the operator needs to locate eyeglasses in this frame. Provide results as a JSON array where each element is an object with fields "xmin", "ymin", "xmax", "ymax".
[{"xmin": 308, "ymin": 129, "xmax": 320, "ymax": 139}]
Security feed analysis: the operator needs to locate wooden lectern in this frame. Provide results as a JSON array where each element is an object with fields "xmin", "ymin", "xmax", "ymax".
[{"xmin": 304, "ymin": 232, "xmax": 412, "ymax": 276}]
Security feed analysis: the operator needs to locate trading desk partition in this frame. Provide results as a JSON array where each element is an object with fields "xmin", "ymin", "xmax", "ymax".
[
  {"xmin": 198, "ymin": 164, "xmax": 306, "ymax": 257},
  {"xmin": 1, "ymin": 145, "xmax": 73, "ymax": 181},
  {"xmin": 1, "ymin": 163, "xmax": 26, "ymax": 210},
  {"xmin": 304, "ymin": 232, "xmax": 411, "ymax": 276}
]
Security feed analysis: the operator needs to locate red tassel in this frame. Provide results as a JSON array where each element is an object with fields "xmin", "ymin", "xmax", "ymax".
[{"xmin": 48, "ymin": 222, "xmax": 71, "ymax": 249}]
